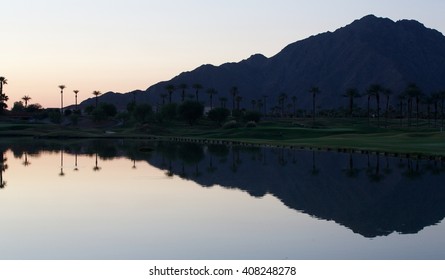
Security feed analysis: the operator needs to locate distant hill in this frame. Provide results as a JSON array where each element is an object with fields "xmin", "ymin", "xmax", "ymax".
[{"xmin": 79, "ymin": 15, "xmax": 445, "ymax": 111}]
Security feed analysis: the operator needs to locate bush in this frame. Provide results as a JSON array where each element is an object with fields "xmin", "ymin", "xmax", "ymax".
[
  {"xmin": 207, "ymin": 107, "xmax": 230, "ymax": 126},
  {"xmin": 178, "ymin": 101, "xmax": 204, "ymax": 125},
  {"xmin": 133, "ymin": 103, "xmax": 153, "ymax": 123},
  {"xmin": 100, "ymin": 103, "xmax": 117, "ymax": 117},
  {"xmin": 244, "ymin": 111, "xmax": 261, "ymax": 123},
  {"xmin": 246, "ymin": 121, "xmax": 257, "ymax": 128},
  {"xmin": 160, "ymin": 103, "xmax": 178, "ymax": 121},
  {"xmin": 222, "ymin": 120, "xmax": 238, "ymax": 129},
  {"xmin": 48, "ymin": 109, "xmax": 62, "ymax": 124}
]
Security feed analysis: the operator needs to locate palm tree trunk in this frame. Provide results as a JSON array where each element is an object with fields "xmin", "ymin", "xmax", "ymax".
[{"xmin": 312, "ymin": 93, "xmax": 316, "ymax": 124}]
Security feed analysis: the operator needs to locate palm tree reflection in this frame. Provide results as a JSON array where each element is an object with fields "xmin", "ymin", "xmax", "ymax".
[
  {"xmin": 59, "ymin": 149, "xmax": 65, "ymax": 177},
  {"xmin": 93, "ymin": 153, "xmax": 101, "ymax": 172},
  {"xmin": 0, "ymin": 152, "xmax": 7, "ymax": 189}
]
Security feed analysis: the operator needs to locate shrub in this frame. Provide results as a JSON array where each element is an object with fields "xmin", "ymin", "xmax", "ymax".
[
  {"xmin": 246, "ymin": 121, "xmax": 257, "ymax": 128},
  {"xmin": 207, "ymin": 107, "xmax": 230, "ymax": 126},
  {"xmin": 244, "ymin": 111, "xmax": 261, "ymax": 123},
  {"xmin": 178, "ymin": 101, "xmax": 204, "ymax": 125},
  {"xmin": 222, "ymin": 120, "xmax": 238, "ymax": 129}
]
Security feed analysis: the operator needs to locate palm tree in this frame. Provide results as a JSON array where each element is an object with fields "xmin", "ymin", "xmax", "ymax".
[
  {"xmin": 230, "ymin": 86, "xmax": 239, "ymax": 112},
  {"xmin": 178, "ymin": 83, "xmax": 188, "ymax": 103},
  {"xmin": 0, "ymin": 77, "xmax": 7, "ymax": 96},
  {"xmin": 262, "ymin": 95, "xmax": 268, "ymax": 115},
  {"xmin": 165, "ymin": 84, "xmax": 175, "ymax": 104},
  {"xmin": 432, "ymin": 92, "xmax": 440, "ymax": 128},
  {"xmin": 343, "ymin": 88, "xmax": 360, "ymax": 118},
  {"xmin": 58, "ymin": 85, "xmax": 66, "ymax": 113},
  {"xmin": 219, "ymin": 97, "xmax": 227, "ymax": 109},
  {"xmin": 160, "ymin": 93, "xmax": 167, "ymax": 105},
  {"xmin": 73, "ymin": 90, "xmax": 79, "ymax": 111},
  {"xmin": 278, "ymin": 92, "xmax": 287, "ymax": 116},
  {"xmin": 383, "ymin": 88, "xmax": 392, "ymax": 127},
  {"xmin": 250, "ymin": 99, "xmax": 257, "ymax": 111},
  {"xmin": 309, "ymin": 86, "xmax": 320, "ymax": 124},
  {"xmin": 22, "ymin": 95, "xmax": 31, "ymax": 108},
  {"xmin": 397, "ymin": 94, "xmax": 406, "ymax": 127},
  {"xmin": 405, "ymin": 83, "xmax": 422, "ymax": 127},
  {"xmin": 192, "ymin": 83, "xmax": 203, "ymax": 102},
  {"xmin": 368, "ymin": 84, "xmax": 383, "ymax": 127},
  {"xmin": 92, "ymin": 90, "xmax": 101, "ymax": 108},
  {"xmin": 291, "ymin": 96, "xmax": 297, "ymax": 117},
  {"xmin": 93, "ymin": 153, "xmax": 101, "ymax": 172},
  {"xmin": 235, "ymin": 95, "xmax": 242, "ymax": 110},
  {"xmin": 206, "ymin": 88, "xmax": 217, "ymax": 109},
  {"xmin": 0, "ymin": 152, "xmax": 7, "ymax": 189}
]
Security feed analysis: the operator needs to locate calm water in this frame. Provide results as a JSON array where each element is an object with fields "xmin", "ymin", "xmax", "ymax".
[{"xmin": 1, "ymin": 139, "xmax": 445, "ymax": 260}]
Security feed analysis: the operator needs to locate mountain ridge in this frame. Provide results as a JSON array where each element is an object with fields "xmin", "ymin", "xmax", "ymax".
[{"xmin": 79, "ymin": 15, "xmax": 445, "ymax": 111}]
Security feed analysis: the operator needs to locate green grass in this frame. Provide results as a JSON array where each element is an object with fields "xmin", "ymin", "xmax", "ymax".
[{"xmin": 1, "ymin": 118, "xmax": 444, "ymax": 156}]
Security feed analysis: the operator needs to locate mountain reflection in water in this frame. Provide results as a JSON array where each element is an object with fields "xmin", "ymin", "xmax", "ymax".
[{"xmin": 1, "ymin": 139, "xmax": 445, "ymax": 239}]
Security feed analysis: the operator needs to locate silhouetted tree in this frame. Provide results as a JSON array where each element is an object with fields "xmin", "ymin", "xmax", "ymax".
[
  {"xmin": 309, "ymin": 86, "xmax": 320, "ymax": 124},
  {"xmin": 192, "ymin": 83, "xmax": 203, "ymax": 102},
  {"xmin": 178, "ymin": 101, "xmax": 204, "ymax": 125},
  {"xmin": 22, "ymin": 95, "xmax": 31, "ymax": 108},
  {"xmin": 219, "ymin": 97, "xmax": 227, "ymax": 109},
  {"xmin": 343, "ymin": 88, "xmax": 360, "ymax": 118},
  {"xmin": 207, "ymin": 107, "xmax": 230, "ymax": 126},
  {"xmin": 206, "ymin": 88, "xmax": 217, "ymax": 109},
  {"xmin": 230, "ymin": 86, "xmax": 239, "ymax": 112},
  {"xmin": 0, "ymin": 77, "xmax": 8, "ymax": 114},
  {"xmin": 73, "ymin": 90, "xmax": 79, "ymax": 112},
  {"xmin": 383, "ymin": 88, "xmax": 392, "ymax": 127},
  {"xmin": 368, "ymin": 84, "xmax": 383, "ymax": 127},
  {"xmin": 92, "ymin": 90, "xmax": 101, "ymax": 108},
  {"xmin": 178, "ymin": 83, "xmax": 188, "ymax": 103},
  {"xmin": 59, "ymin": 85, "xmax": 66, "ymax": 114},
  {"xmin": 165, "ymin": 84, "xmax": 175, "ymax": 104},
  {"xmin": 291, "ymin": 96, "xmax": 297, "ymax": 116}
]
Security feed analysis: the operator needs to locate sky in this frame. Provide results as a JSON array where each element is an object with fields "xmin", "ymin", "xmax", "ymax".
[{"xmin": 1, "ymin": 0, "xmax": 445, "ymax": 108}]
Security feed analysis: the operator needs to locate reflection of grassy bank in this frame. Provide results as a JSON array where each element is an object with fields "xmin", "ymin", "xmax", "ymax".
[{"xmin": 1, "ymin": 118, "xmax": 445, "ymax": 156}]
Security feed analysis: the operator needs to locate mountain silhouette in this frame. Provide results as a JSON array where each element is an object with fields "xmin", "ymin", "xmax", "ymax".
[{"xmin": 78, "ymin": 15, "xmax": 445, "ymax": 110}]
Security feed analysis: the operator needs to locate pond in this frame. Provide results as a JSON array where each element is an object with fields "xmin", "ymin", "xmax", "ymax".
[{"xmin": 1, "ymin": 139, "xmax": 445, "ymax": 259}]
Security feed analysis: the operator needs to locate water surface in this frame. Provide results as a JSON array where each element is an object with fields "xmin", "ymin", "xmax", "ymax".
[{"xmin": 1, "ymin": 140, "xmax": 445, "ymax": 259}]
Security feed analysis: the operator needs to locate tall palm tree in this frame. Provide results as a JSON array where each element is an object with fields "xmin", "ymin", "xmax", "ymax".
[
  {"xmin": 262, "ymin": 95, "xmax": 268, "ymax": 115},
  {"xmin": 432, "ymin": 92, "xmax": 440, "ymax": 128},
  {"xmin": 0, "ymin": 77, "xmax": 7, "ymax": 96},
  {"xmin": 0, "ymin": 77, "xmax": 8, "ymax": 111},
  {"xmin": 206, "ymin": 88, "xmax": 217, "ymax": 109},
  {"xmin": 230, "ymin": 86, "xmax": 239, "ymax": 112},
  {"xmin": 309, "ymin": 86, "xmax": 320, "ymax": 124},
  {"xmin": 405, "ymin": 83, "xmax": 422, "ymax": 127},
  {"xmin": 0, "ymin": 152, "xmax": 7, "ymax": 189},
  {"xmin": 219, "ymin": 97, "xmax": 227, "ymax": 109},
  {"xmin": 73, "ymin": 90, "xmax": 79, "ymax": 111},
  {"xmin": 165, "ymin": 84, "xmax": 175, "ymax": 104},
  {"xmin": 278, "ymin": 92, "xmax": 287, "ymax": 116},
  {"xmin": 160, "ymin": 93, "xmax": 167, "ymax": 105},
  {"xmin": 235, "ymin": 95, "xmax": 242, "ymax": 110},
  {"xmin": 58, "ymin": 85, "xmax": 66, "ymax": 114},
  {"xmin": 22, "ymin": 95, "xmax": 31, "ymax": 108},
  {"xmin": 178, "ymin": 83, "xmax": 188, "ymax": 103},
  {"xmin": 192, "ymin": 83, "xmax": 203, "ymax": 102},
  {"xmin": 397, "ymin": 94, "xmax": 406, "ymax": 127},
  {"xmin": 291, "ymin": 96, "xmax": 297, "ymax": 117},
  {"xmin": 343, "ymin": 88, "xmax": 360, "ymax": 118},
  {"xmin": 383, "ymin": 88, "xmax": 392, "ymax": 128},
  {"xmin": 92, "ymin": 90, "xmax": 101, "ymax": 108},
  {"xmin": 368, "ymin": 84, "xmax": 383, "ymax": 127},
  {"xmin": 250, "ymin": 99, "xmax": 257, "ymax": 111}
]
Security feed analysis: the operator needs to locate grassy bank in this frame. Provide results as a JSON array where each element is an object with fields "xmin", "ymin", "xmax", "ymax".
[{"xmin": 1, "ymin": 118, "xmax": 444, "ymax": 156}]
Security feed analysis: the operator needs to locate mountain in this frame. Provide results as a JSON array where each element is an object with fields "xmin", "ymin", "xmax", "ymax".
[{"xmin": 82, "ymin": 15, "xmax": 445, "ymax": 110}]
